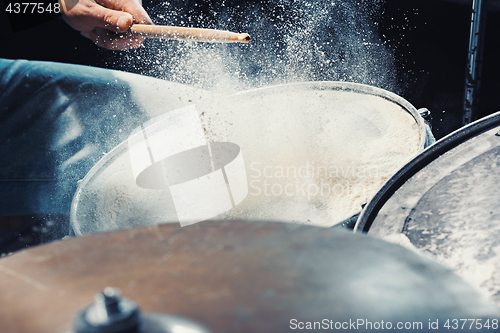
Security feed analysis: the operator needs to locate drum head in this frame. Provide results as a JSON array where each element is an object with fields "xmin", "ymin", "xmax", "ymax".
[
  {"xmin": 71, "ymin": 82, "xmax": 428, "ymax": 235},
  {"xmin": 0, "ymin": 221, "xmax": 498, "ymax": 333},
  {"xmin": 355, "ymin": 110, "xmax": 500, "ymax": 306}
]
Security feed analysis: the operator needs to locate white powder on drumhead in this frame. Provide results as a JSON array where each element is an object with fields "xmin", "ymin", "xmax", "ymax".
[
  {"xmin": 198, "ymin": 88, "xmax": 420, "ymax": 226},
  {"xmin": 74, "ymin": 86, "xmax": 422, "ymax": 231}
]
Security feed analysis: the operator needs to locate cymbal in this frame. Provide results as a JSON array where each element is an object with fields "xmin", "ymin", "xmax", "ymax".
[{"xmin": 0, "ymin": 221, "xmax": 498, "ymax": 333}]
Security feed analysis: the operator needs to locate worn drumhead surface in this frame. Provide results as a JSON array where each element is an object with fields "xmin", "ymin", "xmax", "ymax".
[
  {"xmin": 356, "ymin": 110, "xmax": 500, "ymax": 306},
  {"xmin": 72, "ymin": 82, "xmax": 425, "ymax": 235},
  {"xmin": 0, "ymin": 221, "xmax": 498, "ymax": 333}
]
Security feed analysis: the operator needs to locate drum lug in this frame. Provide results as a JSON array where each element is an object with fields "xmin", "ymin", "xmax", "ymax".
[{"xmin": 418, "ymin": 108, "xmax": 433, "ymax": 130}]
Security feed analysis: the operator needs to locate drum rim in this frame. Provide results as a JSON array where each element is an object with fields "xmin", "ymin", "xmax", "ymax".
[
  {"xmin": 354, "ymin": 110, "xmax": 500, "ymax": 233},
  {"xmin": 70, "ymin": 81, "xmax": 427, "ymax": 235},
  {"xmin": 231, "ymin": 81, "xmax": 427, "ymax": 150}
]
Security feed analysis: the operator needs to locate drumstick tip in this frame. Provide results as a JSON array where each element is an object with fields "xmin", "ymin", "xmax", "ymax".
[{"xmin": 239, "ymin": 33, "xmax": 251, "ymax": 43}]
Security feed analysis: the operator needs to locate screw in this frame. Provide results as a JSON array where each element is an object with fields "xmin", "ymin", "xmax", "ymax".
[
  {"xmin": 92, "ymin": 288, "xmax": 124, "ymax": 322},
  {"xmin": 75, "ymin": 287, "xmax": 143, "ymax": 333}
]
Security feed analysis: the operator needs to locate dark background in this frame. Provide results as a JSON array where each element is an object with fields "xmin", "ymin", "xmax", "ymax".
[
  {"xmin": 2, "ymin": 0, "xmax": 500, "ymax": 139},
  {"xmin": 1, "ymin": 0, "xmax": 499, "ymax": 252}
]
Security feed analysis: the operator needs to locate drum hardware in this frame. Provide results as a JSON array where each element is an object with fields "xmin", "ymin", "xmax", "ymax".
[
  {"xmin": 74, "ymin": 287, "xmax": 142, "ymax": 333},
  {"xmin": 331, "ymin": 213, "xmax": 358, "ymax": 230},
  {"xmin": 332, "ymin": 201, "xmax": 368, "ymax": 230},
  {"xmin": 463, "ymin": 0, "xmax": 488, "ymax": 125},
  {"xmin": 73, "ymin": 287, "xmax": 210, "ymax": 333},
  {"xmin": 417, "ymin": 108, "xmax": 436, "ymax": 148},
  {"xmin": 417, "ymin": 108, "xmax": 433, "ymax": 130}
]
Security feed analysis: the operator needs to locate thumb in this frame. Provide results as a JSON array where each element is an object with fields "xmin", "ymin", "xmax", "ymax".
[{"xmin": 90, "ymin": 5, "xmax": 134, "ymax": 33}]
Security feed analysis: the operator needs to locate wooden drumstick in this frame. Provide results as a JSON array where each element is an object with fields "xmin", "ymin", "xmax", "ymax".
[{"xmin": 130, "ymin": 24, "xmax": 251, "ymax": 43}]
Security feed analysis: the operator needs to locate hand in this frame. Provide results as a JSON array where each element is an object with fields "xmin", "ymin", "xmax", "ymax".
[{"xmin": 59, "ymin": 0, "xmax": 153, "ymax": 50}]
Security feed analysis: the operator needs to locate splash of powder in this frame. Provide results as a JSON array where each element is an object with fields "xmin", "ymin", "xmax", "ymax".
[{"xmin": 106, "ymin": 0, "xmax": 397, "ymax": 92}]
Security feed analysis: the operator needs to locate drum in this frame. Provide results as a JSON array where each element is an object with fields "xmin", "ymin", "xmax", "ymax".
[
  {"xmin": 355, "ymin": 110, "xmax": 500, "ymax": 306},
  {"xmin": 0, "ymin": 221, "xmax": 498, "ymax": 333},
  {"xmin": 71, "ymin": 81, "xmax": 433, "ymax": 235}
]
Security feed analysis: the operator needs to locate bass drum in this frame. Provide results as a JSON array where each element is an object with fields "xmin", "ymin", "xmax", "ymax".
[
  {"xmin": 355, "ymin": 110, "xmax": 500, "ymax": 306},
  {"xmin": 71, "ymin": 81, "xmax": 433, "ymax": 235}
]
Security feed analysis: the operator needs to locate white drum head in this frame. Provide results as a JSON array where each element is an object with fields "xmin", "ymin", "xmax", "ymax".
[{"xmin": 71, "ymin": 82, "xmax": 427, "ymax": 235}]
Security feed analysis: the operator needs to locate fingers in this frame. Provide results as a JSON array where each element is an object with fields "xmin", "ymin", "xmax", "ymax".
[
  {"xmin": 61, "ymin": 0, "xmax": 136, "ymax": 33},
  {"xmin": 121, "ymin": 0, "xmax": 152, "ymax": 25},
  {"xmin": 87, "ymin": 4, "xmax": 135, "ymax": 33},
  {"xmin": 61, "ymin": 0, "xmax": 153, "ymax": 50},
  {"xmin": 96, "ymin": 0, "xmax": 153, "ymax": 26},
  {"xmin": 81, "ymin": 28, "xmax": 146, "ymax": 50}
]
